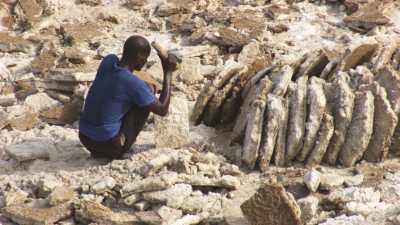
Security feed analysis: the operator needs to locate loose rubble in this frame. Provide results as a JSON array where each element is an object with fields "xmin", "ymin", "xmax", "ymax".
[{"xmin": 1, "ymin": 0, "xmax": 400, "ymax": 225}]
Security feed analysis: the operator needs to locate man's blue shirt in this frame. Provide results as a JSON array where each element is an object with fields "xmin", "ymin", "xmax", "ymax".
[{"xmin": 79, "ymin": 54, "xmax": 155, "ymax": 141}]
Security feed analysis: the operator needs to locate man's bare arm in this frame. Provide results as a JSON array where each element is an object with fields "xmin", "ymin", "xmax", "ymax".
[{"xmin": 145, "ymin": 42, "xmax": 176, "ymax": 116}]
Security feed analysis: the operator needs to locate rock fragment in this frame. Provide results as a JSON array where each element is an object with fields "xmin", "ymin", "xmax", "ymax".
[
  {"xmin": 258, "ymin": 94, "xmax": 284, "ymax": 171},
  {"xmin": 324, "ymin": 72, "xmax": 355, "ymax": 165},
  {"xmin": 242, "ymin": 77, "xmax": 273, "ymax": 169},
  {"xmin": 339, "ymin": 91, "xmax": 374, "ymax": 167},
  {"xmin": 343, "ymin": 2, "xmax": 391, "ymax": 33},
  {"xmin": 48, "ymin": 186, "xmax": 75, "ymax": 206},
  {"xmin": 202, "ymin": 73, "xmax": 240, "ymax": 126},
  {"xmin": 298, "ymin": 196, "xmax": 319, "ymax": 224},
  {"xmin": 274, "ymin": 97, "xmax": 289, "ymax": 167},
  {"xmin": 155, "ymin": 95, "xmax": 189, "ymax": 148},
  {"xmin": 373, "ymin": 38, "xmax": 399, "ymax": 71},
  {"xmin": 24, "ymin": 92, "xmax": 60, "ymax": 113},
  {"xmin": 241, "ymin": 183, "xmax": 302, "ymax": 225},
  {"xmin": 306, "ymin": 112, "xmax": 334, "ymax": 167},
  {"xmin": 286, "ymin": 76, "xmax": 308, "ymax": 162},
  {"xmin": 76, "ymin": 200, "xmax": 161, "ymax": 225},
  {"xmin": 191, "ymin": 60, "xmax": 243, "ymax": 124},
  {"xmin": 91, "ymin": 177, "xmax": 116, "ymax": 194},
  {"xmin": 142, "ymin": 184, "xmax": 192, "ymax": 208},
  {"xmin": 297, "ymin": 77, "xmax": 327, "ymax": 162},
  {"xmin": 122, "ymin": 172, "xmax": 179, "ymax": 196},
  {"xmin": 3, "ymin": 188, "xmax": 29, "ymax": 207},
  {"xmin": 5, "ymin": 140, "xmax": 55, "ymax": 162},
  {"xmin": 360, "ymin": 82, "xmax": 397, "ymax": 162},
  {"xmin": 3, "ymin": 203, "xmax": 72, "ymax": 225},
  {"xmin": 270, "ymin": 65, "xmax": 294, "ymax": 96},
  {"xmin": 337, "ymin": 42, "xmax": 378, "ymax": 72},
  {"xmin": 0, "ymin": 32, "xmax": 33, "ymax": 53},
  {"xmin": 304, "ymin": 169, "xmax": 321, "ymax": 193}
]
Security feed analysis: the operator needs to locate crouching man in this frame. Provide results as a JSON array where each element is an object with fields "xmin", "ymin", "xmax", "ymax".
[{"xmin": 79, "ymin": 35, "xmax": 177, "ymax": 159}]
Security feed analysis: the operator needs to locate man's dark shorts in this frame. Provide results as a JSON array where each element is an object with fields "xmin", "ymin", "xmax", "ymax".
[{"xmin": 79, "ymin": 106, "xmax": 150, "ymax": 160}]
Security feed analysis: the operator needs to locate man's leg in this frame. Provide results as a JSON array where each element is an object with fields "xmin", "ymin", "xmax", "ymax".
[
  {"xmin": 79, "ymin": 132, "xmax": 124, "ymax": 159},
  {"xmin": 119, "ymin": 106, "xmax": 151, "ymax": 154}
]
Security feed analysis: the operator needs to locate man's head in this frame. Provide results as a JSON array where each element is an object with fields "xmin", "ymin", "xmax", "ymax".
[{"xmin": 121, "ymin": 35, "xmax": 151, "ymax": 71}]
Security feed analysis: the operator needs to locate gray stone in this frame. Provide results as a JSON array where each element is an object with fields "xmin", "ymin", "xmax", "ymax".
[
  {"xmin": 338, "ymin": 42, "xmax": 378, "ymax": 71},
  {"xmin": 48, "ymin": 186, "xmax": 75, "ymax": 206},
  {"xmin": 180, "ymin": 193, "xmax": 222, "ymax": 214},
  {"xmin": 324, "ymin": 72, "xmax": 355, "ymax": 165},
  {"xmin": 270, "ymin": 65, "xmax": 294, "ymax": 96},
  {"xmin": 6, "ymin": 105, "xmax": 39, "ymax": 131},
  {"xmin": 304, "ymin": 169, "xmax": 321, "ymax": 192},
  {"xmin": 328, "ymin": 187, "xmax": 380, "ymax": 204},
  {"xmin": 156, "ymin": 206, "xmax": 183, "ymax": 225},
  {"xmin": 3, "ymin": 188, "xmax": 29, "ymax": 207},
  {"xmin": 375, "ymin": 67, "xmax": 400, "ymax": 109},
  {"xmin": 3, "ymin": 203, "xmax": 72, "ymax": 225},
  {"xmin": 5, "ymin": 141, "xmax": 55, "ymax": 162},
  {"xmin": 91, "ymin": 177, "xmax": 116, "ymax": 194},
  {"xmin": 349, "ymin": 66, "xmax": 374, "ymax": 90},
  {"xmin": 177, "ymin": 57, "xmax": 203, "ymax": 84},
  {"xmin": 202, "ymin": 72, "xmax": 241, "ymax": 126},
  {"xmin": 375, "ymin": 67, "xmax": 400, "ymax": 155},
  {"xmin": 320, "ymin": 173, "xmax": 345, "ymax": 190},
  {"xmin": 123, "ymin": 194, "xmax": 141, "ymax": 207},
  {"xmin": 24, "ymin": 92, "xmax": 60, "ymax": 113},
  {"xmin": 0, "ymin": 93, "xmax": 17, "ymax": 107},
  {"xmin": 339, "ymin": 91, "xmax": 374, "ymax": 167},
  {"xmin": 241, "ymin": 183, "xmax": 302, "ymax": 225},
  {"xmin": 142, "ymin": 184, "xmax": 192, "ymax": 208},
  {"xmin": 139, "ymin": 152, "xmax": 177, "ymax": 176},
  {"xmin": 191, "ymin": 60, "xmax": 244, "ymax": 124},
  {"xmin": 155, "ymin": 95, "xmax": 189, "ymax": 148},
  {"xmin": 242, "ymin": 77, "xmax": 273, "ymax": 169},
  {"xmin": 298, "ymin": 77, "xmax": 327, "ymax": 162},
  {"xmin": 231, "ymin": 74, "xmax": 263, "ymax": 143},
  {"xmin": 306, "ymin": 112, "xmax": 334, "ymax": 167},
  {"xmin": 169, "ymin": 214, "xmax": 205, "ymax": 225},
  {"xmin": 38, "ymin": 177, "xmax": 62, "ymax": 197},
  {"xmin": 122, "ymin": 172, "xmax": 179, "ymax": 196},
  {"xmin": 286, "ymin": 76, "xmax": 308, "ymax": 162},
  {"xmin": 373, "ymin": 39, "xmax": 399, "ymax": 71},
  {"xmin": 295, "ymin": 50, "xmax": 329, "ymax": 79},
  {"xmin": 76, "ymin": 200, "xmax": 161, "ymax": 225},
  {"xmin": 259, "ymin": 94, "xmax": 284, "ymax": 171},
  {"xmin": 178, "ymin": 174, "xmax": 240, "ymax": 190},
  {"xmin": 134, "ymin": 201, "xmax": 150, "ymax": 211},
  {"xmin": 298, "ymin": 196, "xmax": 319, "ymax": 224},
  {"xmin": 274, "ymin": 97, "xmax": 289, "ymax": 167},
  {"xmin": 360, "ymin": 82, "xmax": 397, "ymax": 162},
  {"xmin": 344, "ymin": 174, "xmax": 364, "ymax": 186}
]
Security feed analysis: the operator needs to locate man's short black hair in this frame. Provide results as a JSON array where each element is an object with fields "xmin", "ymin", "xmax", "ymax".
[{"xmin": 122, "ymin": 35, "xmax": 151, "ymax": 60}]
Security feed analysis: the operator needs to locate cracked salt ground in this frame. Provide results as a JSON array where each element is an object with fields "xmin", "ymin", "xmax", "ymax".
[{"xmin": 1, "ymin": 0, "xmax": 400, "ymax": 224}]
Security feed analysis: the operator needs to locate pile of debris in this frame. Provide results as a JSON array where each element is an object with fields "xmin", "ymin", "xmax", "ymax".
[
  {"xmin": 192, "ymin": 36, "xmax": 400, "ymax": 170},
  {"xmin": 0, "ymin": 146, "xmax": 243, "ymax": 225}
]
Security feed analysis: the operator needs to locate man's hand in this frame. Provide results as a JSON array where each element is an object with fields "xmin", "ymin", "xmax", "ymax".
[{"xmin": 151, "ymin": 41, "xmax": 177, "ymax": 73}]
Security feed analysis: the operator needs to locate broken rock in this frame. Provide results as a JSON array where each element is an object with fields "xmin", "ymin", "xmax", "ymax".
[
  {"xmin": 48, "ymin": 186, "xmax": 75, "ymax": 206},
  {"xmin": 3, "ymin": 203, "xmax": 72, "ymax": 225},
  {"xmin": 155, "ymin": 95, "xmax": 189, "ymax": 148},
  {"xmin": 297, "ymin": 77, "xmax": 327, "ymax": 162},
  {"xmin": 304, "ymin": 169, "xmax": 321, "ymax": 193},
  {"xmin": 286, "ymin": 76, "xmax": 308, "ymax": 162},
  {"xmin": 241, "ymin": 183, "xmax": 302, "ymax": 225},
  {"xmin": 242, "ymin": 77, "xmax": 273, "ymax": 169},
  {"xmin": 339, "ymin": 91, "xmax": 374, "ymax": 167},
  {"xmin": 259, "ymin": 94, "xmax": 284, "ymax": 171},
  {"xmin": 5, "ymin": 140, "xmax": 55, "ymax": 162}
]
